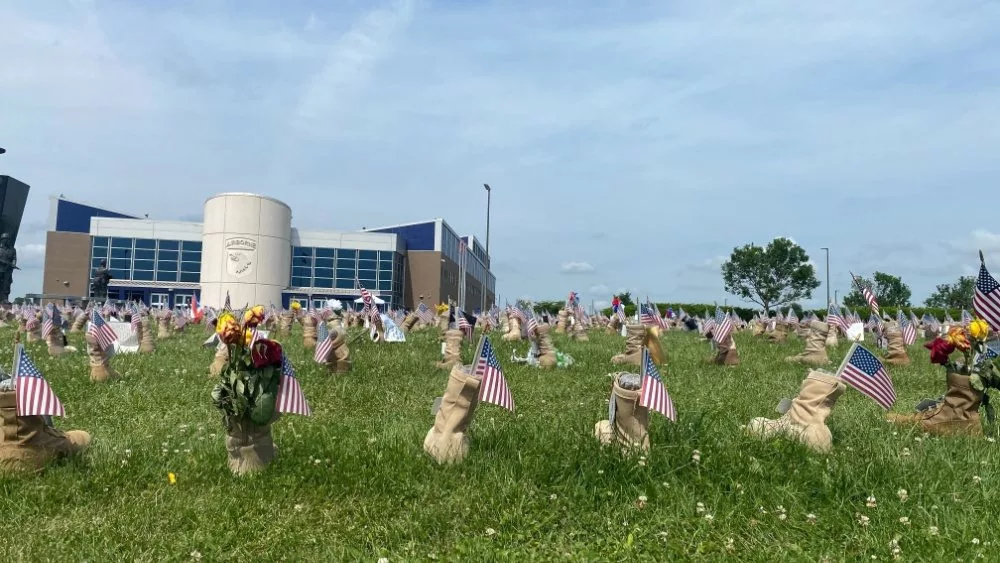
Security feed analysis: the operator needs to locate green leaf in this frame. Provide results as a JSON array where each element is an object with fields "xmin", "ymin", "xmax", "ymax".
[{"xmin": 250, "ymin": 391, "xmax": 276, "ymax": 425}]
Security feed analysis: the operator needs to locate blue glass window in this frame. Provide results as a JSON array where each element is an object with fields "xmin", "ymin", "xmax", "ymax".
[
  {"xmin": 335, "ymin": 278, "xmax": 355, "ymax": 290},
  {"xmin": 158, "ymin": 250, "xmax": 179, "ymax": 262},
  {"xmin": 314, "ymin": 257, "xmax": 334, "ymax": 269},
  {"xmin": 133, "ymin": 259, "xmax": 155, "ymax": 271},
  {"xmin": 159, "ymin": 240, "xmax": 179, "ymax": 251},
  {"xmin": 314, "ymin": 267, "xmax": 333, "ymax": 279},
  {"xmin": 111, "ymin": 237, "xmax": 132, "ymax": 249},
  {"xmin": 358, "ymin": 250, "xmax": 377, "ymax": 261},
  {"xmin": 135, "ymin": 249, "xmax": 155, "ymax": 261},
  {"xmin": 182, "ymin": 241, "xmax": 202, "ymax": 251},
  {"xmin": 156, "ymin": 269, "xmax": 177, "ymax": 282},
  {"xmin": 378, "ymin": 279, "xmax": 392, "ymax": 291},
  {"xmin": 291, "ymin": 276, "xmax": 310, "ymax": 287},
  {"xmin": 336, "ymin": 267, "xmax": 355, "ymax": 279},
  {"xmin": 181, "ymin": 251, "xmax": 201, "ymax": 262},
  {"xmin": 110, "ymin": 247, "xmax": 132, "ymax": 259},
  {"xmin": 132, "ymin": 270, "xmax": 154, "ymax": 281},
  {"xmin": 134, "ymin": 239, "xmax": 156, "ymax": 250},
  {"xmin": 294, "ymin": 246, "xmax": 313, "ymax": 258},
  {"xmin": 157, "ymin": 260, "xmax": 178, "ymax": 272},
  {"xmin": 316, "ymin": 248, "xmax": 335, "ymax": 259},
  {"xmin": 181, "ymin": 261, "xmax": 200, "ymax": 273},
  {"xmin": 358, "ymin": 259, "xmax": 377, "ymax": 270},
  {"xmin": 92, "ymin": 236, "xmax": 109, "ymax": 248},
  {"xmin": 313, "ymin": 277, "xmax": 333, "ymax": 289},
  {"xmin": 358, "ymin": 269, "xmax": 376, "ymax": 282},
  {"xmin": 292, "ymin": 266, "xmax": 311, "ymax": 278},
  {"xmin": 110, "ymin": 268, "xmax": 128, "ymax": 279},
  {"xmin": 110, "ymin": 258, "xmax": 131, "ymax": 270},
  {"xmin": 91, "ymin": 257, "xmax": 105, "ymax": 269},
  {"xmin": 339, "ymin": 249, "xmax": 356, "ymax": 260},
  {"xmin": 180, "ymin": 272, "xmax": 200, "ymax": 283}
]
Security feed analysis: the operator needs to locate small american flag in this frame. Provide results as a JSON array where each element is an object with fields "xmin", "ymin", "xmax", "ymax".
[
  {"xmin": 42, "ymin": 304, "xmax": 60, "ymax": 338},
  {"xmin": 961, "ymin": 309, "xmax": 973, "ymax": 325},
  {"xmin": 14, "ymin": 344, "xmax": 65, "ymax": 417},
  {"xmin": 898, "ymin": 311, "xmax": 916, "ymax": 346},
  {"xmin": 475, "ymin": 336, "xmax": 514, "ymax": 412},
  {"xmin": 520, "ymin": 306, "xmax": 538, "ymax": 334},
  {"xmin": 88, "ymin": 309, "xmax": 118, "ymax": 351},
  {"xmin": 416, "ymin": 302, "xmax": 435, "ymax": 324},
  {"xmin": 612, "ymin": 301, "xmax": 627, "ymax": 324},
  {"xmin": 827, "ymin": 303, "xmax": 848, "ymax": 333},
  {"xmin": 973, "ymin": 261, "xmax": 1000, "ymax": 331},
  {"xmin": 455, "ymin": 306, "xmax": 475, "ymax": 340},
  {"xmin": 785, "ymin": 307, "xmax": 798, "ymax": 325},
  {"xmin": 639, "ymin": 304, "xmax": 659, "ymax": 328},
  {"xmin": 639, "ymin": 347, "xmax": 676, "ymax": 421},
  {"xmin": 276, "ymin": 353, "xmax": 311, "ymax": 416},
  {"xmin": 314, "ymin": 320, "xmax": 333, "ymax": 363},
  {"xmin": 838, "ymin": 344, "xmax": 896, "ymax": 410},
  {"xmin": 857, "ymin": 280, "xmax": 880, "ymax": 316},
  {"xmin": 712, "ymin": 307, "xmax": 733, "ymax": 344},
  {"xmin": 130, "ymin": 302, "xmax": 142, "ymax": 334}
]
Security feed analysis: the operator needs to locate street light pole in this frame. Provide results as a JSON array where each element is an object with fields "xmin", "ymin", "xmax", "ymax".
[
  {"xmin": 820, "ymin": 247, "xmax": 830, "ymax": 305},
  {"xmin": 483, "ymin": 183, "xmax": 491, "ymax": 311}
]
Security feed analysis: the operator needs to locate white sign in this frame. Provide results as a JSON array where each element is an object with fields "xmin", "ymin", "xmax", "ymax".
[{"xmin": 225, "ymin": 237, "xmax": 257, "ymax": 278}]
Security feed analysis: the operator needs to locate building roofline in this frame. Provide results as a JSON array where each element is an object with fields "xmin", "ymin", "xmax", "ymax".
[
  {"xmin": 360, "ymin": 218, "xmax": 442, "ymax": 232},
  {"xmin": 50, "ymin": 195, "xmax": 141, "ymax": 220},
  {"xmin": 205, "ymin": 192, "xmax": 291, "ymax": 211}
]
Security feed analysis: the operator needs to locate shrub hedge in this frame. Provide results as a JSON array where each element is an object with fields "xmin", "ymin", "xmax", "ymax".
[{"xmin": 584, "ymin": 303, "xmax": 967, "ymax": 323}]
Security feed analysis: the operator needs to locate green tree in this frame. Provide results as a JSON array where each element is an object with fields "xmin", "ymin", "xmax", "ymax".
[
  {"xmin": 924, "ymin": 276, "xmax": 975, "ymax": 309},
  {"xmin": 615, "ymin": 292, "xmax": 634, "ymax": 308},
  {"xmin": 843, "ymin": 271, "xmax": 912, "ymax": 308},
  {"xmin": 721, "ymin": 238, "xmax": 820, "ymax": 313}
]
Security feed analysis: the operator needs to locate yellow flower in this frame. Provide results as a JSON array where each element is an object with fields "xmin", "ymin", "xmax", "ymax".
[
  {"xmin": 435, "ymin": 303, "xmax": 450, "ymax": 314},
  {"xmin": 946, "ymin": 326, "xmax": 971, "ymax": 351},
  {"xmin": 244, "ymin": 328, "xmax": 257, "ymax": 346},
  {"xmin": 290, "ymin": 301, "xmax": 302, "ymax": 311},
  {"xmin": 168, "ymin": 472, "xmax": 177, "ymax": 485},
  {"xmin": 243, "ymin": 305, "xmax": 265, "ymax": 327},
  {"xmin": 216, "ymin": 315, "xmax": 241, "ymax": 345},
  {"xmin": 969, "ymin": 319, "xmax": 990, "ymax": 340}
]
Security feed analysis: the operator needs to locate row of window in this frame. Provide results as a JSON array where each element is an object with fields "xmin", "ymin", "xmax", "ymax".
[
  {"xmin": 289, "ymin": 247, "xmax": 404, "ymax": 294},
  {"xmin": 92, "ymin": 237, "xmax": 202, "ymax": 284},
  {"xmin": 93, "ymin": 237, "xmax": 202, "ymax": 252},
  {"xmin": 441, "ymin": 226, "xmax": 495, "ymax": 291}
]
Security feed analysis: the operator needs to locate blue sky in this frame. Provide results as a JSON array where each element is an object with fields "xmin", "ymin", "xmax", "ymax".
[{"xmin": 3, "ymin": 0, "xmax": 1000, "ymax": 310}]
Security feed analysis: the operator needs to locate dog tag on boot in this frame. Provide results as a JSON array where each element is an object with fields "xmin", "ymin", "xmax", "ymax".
[
  {"xmin": 440, "ymin": 342, "xmax": 447, "ymax": 357},
  {"xmin": 776, "ymin": 398, "xmax": 792, "ymax": 414},
  {"xmin": 432, "ymin": 396, "xmax": 443, "ymax": 415}
]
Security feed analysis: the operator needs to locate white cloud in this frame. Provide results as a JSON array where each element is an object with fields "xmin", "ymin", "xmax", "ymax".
[
  {"xmin": 593, "ymin": 300, "xmax": 609, "ymax": 310},
  {"xmin": 16, "ymin": 243, "xmax": 46, "ymax": 270},
  {"xmin": 560, "ymin": 262, "xmax": 595, "ymax": 274},
  {"xmin": 588, "ymin": 284, "xmax": 609, "ymax": 294},
  {"xmin": 685, "ymin": 255, "xmax": 727, "ymax": 275}
]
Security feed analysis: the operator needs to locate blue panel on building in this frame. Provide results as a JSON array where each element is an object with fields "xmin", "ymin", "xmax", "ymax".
[
  {"xmin": 55, "ymin": 199, "xmax": 138, "ymax": 233},
  {"xmin": 367, "ymin": 222, "xmax": 435, "ymax": 251}
]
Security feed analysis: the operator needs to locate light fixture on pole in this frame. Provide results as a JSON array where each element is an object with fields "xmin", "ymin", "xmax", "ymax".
[
  {"xmin": 820, "ymin": 247, "xmax": 830, "ymax": 305},
  {"xmin": 482, "ymin": 183, "xmax": 491, "ymax": 312}
]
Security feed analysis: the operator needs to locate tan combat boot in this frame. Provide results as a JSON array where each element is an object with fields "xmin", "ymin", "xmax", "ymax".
[
  {"xmin": 326, "ymin": 329, "xmax": 352, "ymax": 373},
  {"xmin": 503, "ymin": 316, "xmax": 523, "ymax": 342},
  {"xmin": 302, "ymin": 314, "xmax": 317, "ymax": 350},
  {"xmin": 594, "ymin": 373, "xmax": 650, "ymax": 452},
  {"xmin": 534, "ymin": 325, "xmax": 557, "ymax": 368},
  {"xmin": 712, "ymin": 333, "xmax": 740, "ymax": 366},
  {"xmin": 886, "ymin": 372, "xmax": 982, "ymax": 436},
  {"xmin": 824, "ymin": 321, "xmax": 839, "ymax": 348},
  {"xmin": 47, "ymin": 329, "xmax": 67, "ymax": 357},
  {"xmin": 225, "ymin": 416, "xmax": 278, "ymax": 476},
  {"xmin": 555, "ymin": 309, "xmax": 570, "ymax": 333},
  {"xmin": 85, "ymin": 333, "xmax": 118, "ymax": 383},
  {"xmin": 139, "ymin": 317, "xmax": 155, "ymax": 353},
  {"xmin": 423, "ymin": 364, "xmax": 482, "ymax": 464},
  {"xmin": 746, "ymin": 370, "xmax": 846, "ymax": 453},
  {"xmin": 157, "ymin": 315, "xmax": 172, "ymax": 339},
  {"xmin": 884, "ymin": 322, "xmax": 910, "ymax": 366},
  {"xmin": 26, "ymin": 318, "xmax": 42, "ymax": 344},
  {"xmin": 766, "ymin": 321, "xmax": 788, "ymax": 343},
  {"xmin": 436, "ymin": 329, "xmax": 464, "ymax": 370},
  {"xmin": 0, "ymin": 390, "xmax": 91, "ymax": 473},
  {"xmin": 570, "ymin": 317, "xmax": 589, "ymax": 341},
  {"xmin": 70, "ymin": 313, "xmax": 87, "ymax": 333},
  {"xmin": 785, "ymin": 321, "xmax": 831, "ymax": 366},
  {"xmin": 611, "ymin": 324, "xmax": 644, "ymax": 366},
  {"xmin": 401, "ymin": 312, "xmax": 419, "ymax": 333}
]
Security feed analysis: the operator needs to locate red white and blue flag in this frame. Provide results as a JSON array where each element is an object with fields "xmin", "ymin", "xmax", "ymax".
[
  {"xmin": 88, "ymin": 309, "xmax": 118, "ymax": 351},
  {"xmin": 898, "ymin": 310, "xmax": 916, "ymax": 346},
  {"xmin": 827, "ymin": 303, "xmax": 849, "ymax": 333},
  {"xmin": 14, "ymin": 344, "xmax": 65, "ymax": 417},
  {"xmin": 276, "ymin": 353, "xmax": 311, "ymax": 416},
  {"xmin": 475, "ymin": 336, "xmax": 514, "ymax": 412},
  {"xmin": 974, "ymin": 261, "xmax": 1000, "ymax": 331},
  {"xmin": 314, "ymin": 321, "xmax": 333, "ymax": 364},
  {"xmin": 838, "ymin": 344, "xmax": 896, "ymax": 410},
  {"xmin": 639, "ymin": 347, "xmax": 676, "ymax": 421},
  {"xmin": 712, "ymin": 307, "xmax": 733, "ymax": 344}
]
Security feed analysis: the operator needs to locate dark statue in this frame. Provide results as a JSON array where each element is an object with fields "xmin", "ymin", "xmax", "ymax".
[
  {"xmin": 0, "ymin": 233, "xmax": 18, "ymax": 304},
  {"xmin": 92, "ymin": 259, "xmax": 112, "ymax": 300}
]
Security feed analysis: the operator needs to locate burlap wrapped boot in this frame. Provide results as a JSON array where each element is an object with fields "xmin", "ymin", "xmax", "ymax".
[
  {"xmin": 712, "ymin": 333, "xmax": 740, "ymax": 366},
  {"xmin": 46, "ymin": 329, "xmax": 67, "ymax": 357},
  {"xmin": 26, "ymin": 319, "xmax": 42, "ymax": 344},
  {"xmin": 401, "ymin": 312, "xmax": 419, "ymax": 333},
  {"xmin": 503, "ymin": 316, "xmax": 523, "ymax": 342},
  {"xmin": 225, "ymin": 417, "xmax": 277, "ymax": 476},
  {"xmin": 302, "ymin": 315, "xmax": 318, "ymax": 350},
  {"xmin": 209, "ymin": 341, "xmax": 228, "ymax": 377},
  {"xmin": 0, "ymin": 390, "xmax": 91, "ymax": 473},
  {"xmin": 157, "ymin": 316, "xmax": 173, "ymax": 339},
  {"xmin": 436, "ymin": 329, "xmax": 464, "ymax": 369},
  {"xmin": 766, "ymin": 321, "xmax": 788, "ymax": 343},
  {"xmin": 594, "ymin": 373, "xmax": 650, "ymax": 452},
  {"xmin": 555, "ymin": 309, "xmax": 570, "ymax": 333},
  {"xmin": 70, "ymin": 313, "xmax": 87, "ymax": 333},
  {"xmin": 884, "ymin": 323, "xmax": 910, "ymax": 366},
  {"xmin": 438, "ymin": 311, "xmax": 450, "ymax": 331},
  {"xmin": 277, "ymin": 312, "xmax": 294, "ymax": 336},
  {"xmin": 139, "ymin": 317, "xmax": 155, "ymax": 353},
  {"xmin": 785, "ymin": 321, "xmax": 831, "ymax": 366},
  {"xmin": 570, "ymin": 318, "xmax": 589, "ymax": 341},
  {"xmin": 612, "ymin": 324, "xmax": 644, "ymax": 366},
  {"xmin": 886, "ymin": 372, "xmax": 982, "ymax": 436},
  {"xmin": 423, "ymin": 364, "xmax": 482, "ymax": 464},
  {"xmin": 534, "ymin": 325, "xmax": 557, "ymax": 368},
  {"xmin": 85, "ymin": 333, "xmax": 118, "ymax": 383},
  {"xmin": 746, "ymin": 370, "xmax": 846, "ymax": 453},
  {"xmin": 608, "ymin": 315, "xmax": 623, "ymax": 335},
  {"xmin": 325, "ymin": 329, "xmax": 352, "ymax": 373},
  {"xmin": 824, "ymin": 322, "xmax": 839, "ymax": 348}
]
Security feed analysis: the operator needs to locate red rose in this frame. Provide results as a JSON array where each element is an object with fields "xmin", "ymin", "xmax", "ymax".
[
  {"xmin": 250, "ymin": 339, "xmax": 283, "ymax": 369},
  {"xmin": 924, "ymin": 337, "xmax": 955, "ymax": 365}
]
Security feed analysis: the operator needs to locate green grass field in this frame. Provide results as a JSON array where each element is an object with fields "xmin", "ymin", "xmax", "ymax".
[{"xmin": 1, "ymin": 325, "xmax": 997, "ymax": 561}]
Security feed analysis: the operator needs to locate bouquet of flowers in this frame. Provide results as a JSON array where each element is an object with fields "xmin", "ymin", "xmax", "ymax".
[
  {"xmin": 210, "ymin": 304, "xmax": 285, "ymax": 474},
  {"xmin": 924, "ymin": 318, "xmax": 999, "ymax": 421}
]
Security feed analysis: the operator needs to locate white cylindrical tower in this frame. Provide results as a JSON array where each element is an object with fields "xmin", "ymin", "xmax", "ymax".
[{"xmin": 200, "ymin": 193, "xmax": 291, "ymax": 309}]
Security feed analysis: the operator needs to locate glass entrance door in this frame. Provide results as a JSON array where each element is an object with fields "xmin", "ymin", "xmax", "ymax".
[{"xmin": 150, "ymin": 293, "xmax": 169, "ymax": 309}]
